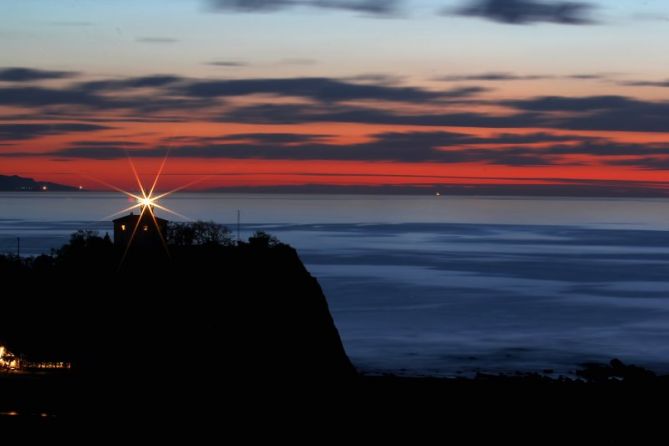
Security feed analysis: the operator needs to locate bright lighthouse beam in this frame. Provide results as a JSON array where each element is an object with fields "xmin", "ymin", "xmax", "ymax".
[
  {"xmin": 138, "ymin": 196, "xmax": 155, "ymax": 207},
  {"xmin": 85, "ymin": 149, "xmax": 202, "ymax": 268}
]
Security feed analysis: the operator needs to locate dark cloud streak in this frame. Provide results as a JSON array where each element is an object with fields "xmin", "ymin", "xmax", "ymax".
[
  {"xmin": 0, "ymin": 123, "xmax": 111, "ymax": 140},
  {"xmin": 207, "ymin": 0, "xmax": 402, "ymax": 15},
  {"xmin": 620, "ymin": 79, "xmax": 669, "ymax": 88},
  {"xmin": 437, "ymin": 72, "xmax": 550, "ymax": 82},
  {"xmin": 2, "ymin": 72, "xmax": 669, "ymax": 133},
  {"xmin": 175, "ymin": 77, "xmax": 482, "ymax": 103},
  {"xmin": 451, "ymin": 0, "xmax": 596, "ymax": 25},
  {"xmin": 0, "ymin": 86, "xmax": 105, "ymax": 107},
  {"xmin": 14, "ymin": 130, "xmax": 669, "ymax": 170},
  {"xmin": 77, "ymin": 75, "xmax": 184, "ymax": 92},
  {"xmin": 0, "ymin": 67, "xmax": 78, "ymax": 82},
  {"xmin": 207, "ymin": 61, "xmax": 248, "ymax": 67}
]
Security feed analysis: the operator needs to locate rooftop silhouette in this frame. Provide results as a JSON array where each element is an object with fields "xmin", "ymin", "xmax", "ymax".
[{"xmin": 113, "ymin": 209, "xmax": 168, "ymax": 251}]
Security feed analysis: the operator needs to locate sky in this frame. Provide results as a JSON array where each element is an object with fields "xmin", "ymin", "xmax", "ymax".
[{"xmin": 1, "ymin": 0, "xmax": 669, "ymax": 195}]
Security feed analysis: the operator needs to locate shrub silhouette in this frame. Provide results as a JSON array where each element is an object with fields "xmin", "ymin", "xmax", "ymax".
[
  {"xmin": 167, "ymin": 221, "xmax": 233, "ymax": 247},
  {"xmin": 248, "ymin": 231, "xmax": 282, "ymax": 248}
]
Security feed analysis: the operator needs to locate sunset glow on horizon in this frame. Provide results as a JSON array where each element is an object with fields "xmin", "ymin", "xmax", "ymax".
[{"xmin": 2, "ymin": 0, "xmax": 669, "ymax": 196}]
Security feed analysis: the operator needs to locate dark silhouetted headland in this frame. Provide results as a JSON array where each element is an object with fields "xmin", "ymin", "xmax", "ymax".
[
  {"xmin": 0, "ymin": 174, "xmax": 78, "ymax": 191},
  {"xmin": 0, "ymin": 225, "xmax": 355, "ymax": 422}
]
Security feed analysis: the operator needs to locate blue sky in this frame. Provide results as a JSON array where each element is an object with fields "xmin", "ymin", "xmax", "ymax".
[{"xmin": 1, "ymin": 0, "xmax": 667, "ymax": 82}]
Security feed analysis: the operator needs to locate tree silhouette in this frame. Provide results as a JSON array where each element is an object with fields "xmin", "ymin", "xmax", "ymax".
[
  {"xmin": 54, "ymin": 230, "xmax": 114, "ymax": 268},
  {"xmin": 167, "ymin": 221, "xmax": 234, "ymax": 246},
  {"xmin": 248, "ymin": 231, "xmax": 282, "ymax": 248}
]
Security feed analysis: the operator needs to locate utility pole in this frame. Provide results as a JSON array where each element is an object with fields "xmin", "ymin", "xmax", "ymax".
[
  {"xmin": 237, "ymin": 210, "xmax": 241, "ymax": 244},
  {"xmin": 16, "ymin": 237, "xmax": 20, "ymax": 257}
]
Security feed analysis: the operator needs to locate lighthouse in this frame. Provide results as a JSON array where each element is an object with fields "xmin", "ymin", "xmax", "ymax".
[{"xmin": 113, "ymin": 207, "xmax": 168, "ymax": 250}]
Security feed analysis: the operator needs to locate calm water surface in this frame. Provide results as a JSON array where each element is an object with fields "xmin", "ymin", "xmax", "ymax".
[{"xmin": 2, "ymin": 192, "xmax": 669, "ymax": 376}]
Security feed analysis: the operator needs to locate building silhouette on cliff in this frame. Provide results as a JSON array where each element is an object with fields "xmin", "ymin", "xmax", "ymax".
[{"xmin": 113, "ymin": 207, "xmax": 168, "ymax": 250}]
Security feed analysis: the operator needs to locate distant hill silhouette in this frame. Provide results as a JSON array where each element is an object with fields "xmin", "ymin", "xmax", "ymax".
[{"xmin": 0, "ymin": 174, "xmax": 78, "ymax": 191}]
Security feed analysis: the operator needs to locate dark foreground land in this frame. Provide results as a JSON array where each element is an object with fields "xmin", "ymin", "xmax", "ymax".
[
  {"xmin": 2, "ymin": 364, "xmax": 669, "ymax": 433},
  {"xmin": 1, "ymin": 229, "xmax": 668, "ymax": 430}
]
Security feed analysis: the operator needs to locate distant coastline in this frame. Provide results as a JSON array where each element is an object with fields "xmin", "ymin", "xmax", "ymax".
[
  {"xmin": 201, "ymin": 184, "xmax": 669, "ymax": 198},
  {"xmin": 0, "ymin": 175, "xmax": 78, "ymax": 192}
]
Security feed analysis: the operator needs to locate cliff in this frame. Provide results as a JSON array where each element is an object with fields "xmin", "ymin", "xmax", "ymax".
[{"xmin": 0, "ymin": 237, "xmax": 356, "ymax": 415}]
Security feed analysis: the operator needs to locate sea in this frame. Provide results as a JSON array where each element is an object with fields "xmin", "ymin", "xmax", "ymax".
[{"xmin": 2, "ymin": 192, "xmax": 669, "ymax": 377}]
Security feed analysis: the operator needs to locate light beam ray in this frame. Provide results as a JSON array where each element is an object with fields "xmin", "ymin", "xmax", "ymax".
[
  {"xmin": 125, "ymin": 152, "xmax": 147, "ymax": 199},
  {"xmin": 99, "ymin": 147, "xmax": 201, "ymax": 262},
  {"xmin": 148, "ymin": 148, "xmax": 171, "ymax": 199},
  {"xmin": 80, "ymin": 174, "xmax": 143, "ymax": 201},
  {"xmin": 147, "ymin": 206, "xmax": 171, "ymax": 257},
  {"xmin": 152, "ymin": 176, "xmax": 211, "ymax": 201},
  {"xmin": 118, "ymin": 204, "xmax": 148, "ymax": 270},
  {"xmin": 152, "ymin": 203, "xmax": 192, "ymax": 221},
  {"xmin": 101, "ymin": 203, "xmax": 143, "ymax": 221}
]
